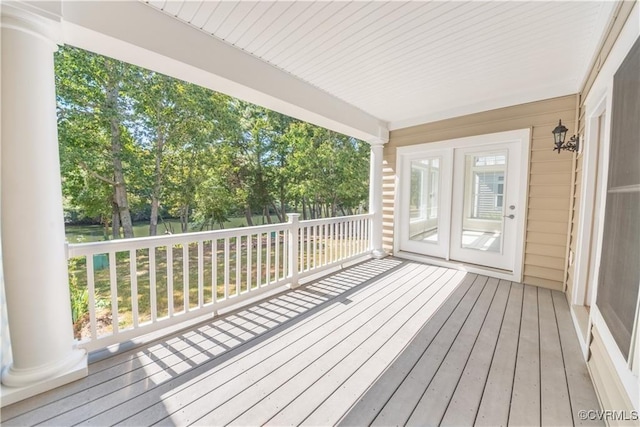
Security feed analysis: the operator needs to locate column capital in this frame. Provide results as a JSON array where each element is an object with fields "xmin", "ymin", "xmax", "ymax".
[
  {"xmin": 366, "ymin": 137, "xmax": 388, "ymax": 146},
  {"xmin": 1, "ymin": 1, "xmax": 62, "ymax": 49}
]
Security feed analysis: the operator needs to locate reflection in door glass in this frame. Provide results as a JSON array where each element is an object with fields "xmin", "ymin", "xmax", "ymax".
[
  {"xmin": 461, "ymin": 153, "xmax": 506, "ymax": 252},
  {"xmin": 409, "ymin": 158, "xmax": 439, "ymax": 243}
]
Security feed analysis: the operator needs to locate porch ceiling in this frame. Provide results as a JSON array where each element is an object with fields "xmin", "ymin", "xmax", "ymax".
[{"xmin": 144, "ymin": 0, "xmax": 615, "ymax": 130}]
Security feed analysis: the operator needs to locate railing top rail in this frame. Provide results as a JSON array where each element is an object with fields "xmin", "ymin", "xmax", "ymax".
[
  {"xmin": 299, "ymin": 213, "xmax": 372, "ymax": 226},
  {"xmin": 67, "ymin": 221, "xmax": 291, "ymax": 257}
]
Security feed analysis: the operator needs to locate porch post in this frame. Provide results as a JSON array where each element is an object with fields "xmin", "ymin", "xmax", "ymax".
[
  {"xmin": 1, "ymin": 5, "xmax": 87, "ymax": 404},
  {"xmin": 368, "ymin": 140, "xmax": 387, "ymax": 258}
]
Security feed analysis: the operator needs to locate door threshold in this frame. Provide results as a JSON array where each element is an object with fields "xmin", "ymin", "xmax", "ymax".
[{"xmin": 395, "ymin": 250, "xmax": 521, "ymax": 282}]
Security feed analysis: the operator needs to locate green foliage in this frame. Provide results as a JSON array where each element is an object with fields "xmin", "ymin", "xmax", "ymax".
[
  {"xmin": 56, "ymin": 46, "xmax": 370, "ymax": 232},
  {"xmin": 68, "ymin": 257, "xmax": 89, "ymax": 337}
]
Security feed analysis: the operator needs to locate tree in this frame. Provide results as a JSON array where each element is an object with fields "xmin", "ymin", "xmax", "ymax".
[
  {"xmin": 56, "ymin": 46, "xmax": 371, "ymax": 238},
  {"xmin": 56, "ymin": 46, "xmax": 138, "ymax": 238}
]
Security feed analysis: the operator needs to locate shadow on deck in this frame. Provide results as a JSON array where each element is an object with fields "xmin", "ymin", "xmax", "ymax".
[{"xmin": 1, "ymin": 258, "xmax": 600, "ymax": 426}]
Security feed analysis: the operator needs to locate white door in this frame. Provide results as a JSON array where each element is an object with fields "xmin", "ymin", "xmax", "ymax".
[
  {"xmin": 398, "ymin": 148, "xmax": 452, "ymax": 259},
  {"xmin": 449, "ymin": 143, "xmax": 522, "ymax": 270},
  {"xmin": 397, "ymin": 129, "xmax": 529, "ymax": 277}
]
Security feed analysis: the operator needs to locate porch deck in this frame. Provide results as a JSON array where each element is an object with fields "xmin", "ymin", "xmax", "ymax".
[{"xmin": 1, "ymin": 258, "xmax": 600, "ymax": 426}]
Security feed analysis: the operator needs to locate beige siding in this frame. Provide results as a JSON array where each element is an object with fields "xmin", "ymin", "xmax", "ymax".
[{"xmin": 384, "ymin": 95, "xmax": 576, "ymax": 290}]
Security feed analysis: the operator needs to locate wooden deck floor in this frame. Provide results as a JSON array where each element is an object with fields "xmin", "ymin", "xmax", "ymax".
[{"xmin": 1, "ymin": 258, "xmax": 601, "ymax": 426}]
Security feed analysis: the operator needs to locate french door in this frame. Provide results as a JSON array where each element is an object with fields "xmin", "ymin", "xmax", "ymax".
[{"xmin": 397, "ymin": 129, "xmax": 529, "ymax": 276}]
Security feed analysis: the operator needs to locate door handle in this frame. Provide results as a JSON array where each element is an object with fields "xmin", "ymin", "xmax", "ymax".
[{"xmin": 503, "ymin": 214, "xmax": 515, "ymax": 219}]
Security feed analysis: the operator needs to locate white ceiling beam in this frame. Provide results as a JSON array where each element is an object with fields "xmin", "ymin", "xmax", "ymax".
[{"xmin": 58, "ymin": 1, "xmax": 388, "ymax": 143}]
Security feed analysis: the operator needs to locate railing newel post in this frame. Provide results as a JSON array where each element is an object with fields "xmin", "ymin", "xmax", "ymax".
[{"xmin": 287, "ymin": 213, "xmax": 300, "ymax": 288}]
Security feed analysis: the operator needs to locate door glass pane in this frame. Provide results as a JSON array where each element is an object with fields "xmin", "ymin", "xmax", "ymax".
[
  {"xmin": 461, "ymin": 153, "xmax": 506, "ymax": 252},
  {"xmin": 409, "ymin": 158, "xmax": 439, "ymax": 243}
]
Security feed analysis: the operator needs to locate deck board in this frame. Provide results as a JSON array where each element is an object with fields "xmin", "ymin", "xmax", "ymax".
[
  {"xmin": 551, "ymin": 291, "xmax": 602, "ymax": 426},
  {"xmin": 406, "ymin": 277, "xmax": 500, "ymax": 426},
  {"xmin": 369, "ymin": 276, "xmax": 489, "ymax": 426},
  {"xmin": 509, "ymin": 284, "xmax": 541, "ymax": 426},
  {"xmin": 439, "ymin": 279, "xmax": 511, "ymax": 426},
  {"xmin": 202, "ymin": 267, "xmax": 454, "ymax": 426},
  {"xmin": 538, "ymin": 287, "xmax": 573, "ymax": 426},
  {"xmin": 474, "ymin": 281, "xmax": 523, "ymax": 426},
  {"xmin": 1, "ymin": 258, "xmax": 602, "ymax": 427},
  {"xmin": 337, "ymin": 272, "xmax": 478, "ymax": 427}
]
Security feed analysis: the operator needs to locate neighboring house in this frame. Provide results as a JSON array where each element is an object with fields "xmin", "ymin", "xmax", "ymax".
[{"xmin": 1, "ymin": 0, "xmax": 638, "ymax": 421}]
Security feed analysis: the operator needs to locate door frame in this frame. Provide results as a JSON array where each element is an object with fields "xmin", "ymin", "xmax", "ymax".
[{"xmin": 394, "ymin": 128, "xmax": 531, "ymax": 282}]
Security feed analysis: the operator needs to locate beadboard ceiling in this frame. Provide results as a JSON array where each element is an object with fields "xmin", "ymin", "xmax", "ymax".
[{"xmin": 143, "ymin": 1, "xmax": 614, "ymax": 130}]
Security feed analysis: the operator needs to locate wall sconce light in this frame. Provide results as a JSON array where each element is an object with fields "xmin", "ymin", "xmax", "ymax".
[{"xmin": 552, "ymin": 119, "xmax": 579, "ymax": 153}]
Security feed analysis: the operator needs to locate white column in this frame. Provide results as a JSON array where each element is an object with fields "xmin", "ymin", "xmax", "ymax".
[
  {"xmin": 369, "ymin": 140, "xmax": 387, "ymax": 258},
  {"xmin": 1, "ymin": 5, "xmax": 86, "ymax": 404}
]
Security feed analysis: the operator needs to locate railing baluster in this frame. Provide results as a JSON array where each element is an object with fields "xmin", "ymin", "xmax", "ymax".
[
  {"xmin": 149, "ymin": 247, "xmax": 157, "ymax": 322},
  {"xmin": 299, "ymin": 226, "xmax": 304, "ymax": 272},
  {"xmin": 86, "ymin": 255, "xmax": 97, "ymax": 340},
  {"xmin": 167, "ymin": 245, "xmax": 174, "ymax": 318},
  {"xmin": 275, "ymin": 230, "xmax": 280, "ymax": 282},
  {"xmin": 67, "ymin": 215, "xmax": 372, "ymax": 351},
  {"xmin": 313, "ymin": 225, "xmax": 317, "ymax": 269},
  {"xmin": 306, "ymin": 225, "xmax": 311, "ymax": 271},
  {"xmin": 130, "ymin": 249, "xmax": 138, "ymax": 329},
  {"xmin": 349, "ymin": 219, "xmax": 354, "ymax": 257},
  {"xmin": 247, "ymin": 234, "xmax": 252, "ymax": 291},
  {"xmin": 257, "ymin": 232, "xmax": 262, "ymax": 287},
  {"xmin": 281, "ymin": 231, "xmax": 286, "ymax": 281},
  {"xmin": 236, "ymin": 236, "xmax": 241, "ymax": 296},
  {"xmin": 266, "ymin": 231, "xmax": 272, "ymax": 285},
  {"xmin": 212, "ymin": 239, "xmax": 218, "ymax": 303},
  {"xmin": 183, "ymin": 243, "xmax": 189, "ymax": 312},
  {"xmin": 224, "ymin": 237, "xmax": 230, "ymax": 299},
  {"xmin": 198, "ymin": 241, "xmax": 204, "ymax": 308},
  {"xmin": 320, "ymin": 224, "xmax": 327, "ymax": 266},
  {"xmin": 340, "ymin": 221, "xmax": 345, "ymax": 261},
  {"xmin": 108, "ymin": 251, "xmax": 118, "ymax": 335}
]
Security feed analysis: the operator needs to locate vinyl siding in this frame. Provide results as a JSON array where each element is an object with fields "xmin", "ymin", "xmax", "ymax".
[{"xmin": 384, "ymin": 95, "xmax": 576, "ymax": 291}]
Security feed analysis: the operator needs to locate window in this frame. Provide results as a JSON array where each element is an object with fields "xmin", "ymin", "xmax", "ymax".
[
  {"xmin": 467, "ymin": 155, "xmax": 506, "ymax": 220},
  {"xmin": 595, "ymin": 37, "xmax": 640, "ymax": 360}
]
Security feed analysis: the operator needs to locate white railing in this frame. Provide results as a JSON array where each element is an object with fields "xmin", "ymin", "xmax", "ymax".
[{"xmin": 67, "ymin": 213, "xmax": 372, "ymax": 351}]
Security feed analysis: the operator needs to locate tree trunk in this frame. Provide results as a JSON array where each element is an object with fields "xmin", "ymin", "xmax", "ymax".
[
  {"xmin": 244, "ymin": 206, "xmax": 254, "ymax": 227},
  {"xmin": 340, "ymin": 205, "xmax": 347, "ymax": 217},
  {"xmin": 102, "ymin": 215, "xmax": 110, "ymax": 240},
  {"xmin": 105, "ymin": 63, "xmax": 134, "ymax": 239},
  {"xmin": 264, "ymin": 206, "xmax": 273, "ymax": 224},
  {"xmin": 280, "ymin": 196, "xmax": 286, "ymax": 222},
  {"xmin": 302, "ymin": 197, "xmax": 308, "ymax": 220},
  {"xmin": 149, "ymin": 131, "xmax": 165, "ymax": 236},
  {"xmin": 112, "ymin": 200, "xmax": 120, "ymax": 239},
  {"xmin": 180, "ymin": 205, "xmax": 189, "ymax": 233}
]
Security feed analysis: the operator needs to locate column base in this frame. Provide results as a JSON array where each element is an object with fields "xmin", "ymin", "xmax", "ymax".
[
  {"xmin": 372, "ymin": 249, "xmax": 388, "ymax": 259},
  {"xmin": 1, "ymin": 350, "xmax": 87, "ymax": 407}
]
